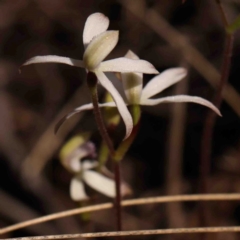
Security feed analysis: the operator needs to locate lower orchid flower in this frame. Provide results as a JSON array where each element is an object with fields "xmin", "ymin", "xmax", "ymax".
[
  {"xmin": 70, "ymin": 160, "xmax": 131, "ymax": 201},
  {"xmin": 60, "ymin": 134, "xmax": 131, "ymax": 201},
  {"xmin": 56, "ymin": 50, "xmax": 221, "ymax": 132}
]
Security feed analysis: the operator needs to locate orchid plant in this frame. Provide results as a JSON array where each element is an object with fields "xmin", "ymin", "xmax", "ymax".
[
  {"xmin": 22, "ymin": 13, "xmax": 159, "ymax": 139},
  {"xmin": 56, "ymin": 50, "xmax": 221, "ymax": 132},
  {"xmin": 21, "ymin": 11, "xmax": 221, "ymax": 231}
]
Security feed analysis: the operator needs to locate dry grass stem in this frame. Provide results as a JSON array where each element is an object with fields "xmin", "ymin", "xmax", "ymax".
[
  {"xmin": 1, "ymin": 193, "xmax": 240, "ymax": 235},
  {"xmin": 3, "ymin": 226, "xmax": 240, "ymax": 240}
]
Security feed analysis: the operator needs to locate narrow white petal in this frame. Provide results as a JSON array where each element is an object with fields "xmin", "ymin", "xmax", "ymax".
[
  {"xmin": 55, "ymin": 102, "xmax": 116, "ymax": 133},
  {"xmin": 83, "ymin": 31, "xmax": 119, "ymax": 71},
  {"xmin": 83, "ymin": 13, "xmax": 110, "ymax": 47},
  {"xmin": 121, "ymin": 50, "xmax": 143, "ymax": 104},
  {"xmin": 22, "ymin": 55, "xmax": 84, "ymax": 68},
  {"xmin": 98, "ymin": 57, "xmax": 159, "ymax": 74},
  {"xmin": 140, "ymin": 95, "xmax": 221, "ymax": 116},
  {"xmin": 95, "ymin": 71, "xmax": 133, "ymax": 139},
  {"xmin": 106, "ymin": 73, "xmax": 126, "ymax": 101},
  {"xmin": 70, "ymin": 177, "xmax": 89, "ymax": 201},
  {"xmin": 124, "ymin": 50, "xmax": 139, "ymax": 60},
  {"xmin": 82, "ymin": 160, "xmax": 98, "ymax": 170},
  {"xmin": 141, "ymin": 68, "xmax": 187, "ymax": 100},
  {"xmin": 83, "ymin": 170, "xmax": 115, "ymax": 198}
]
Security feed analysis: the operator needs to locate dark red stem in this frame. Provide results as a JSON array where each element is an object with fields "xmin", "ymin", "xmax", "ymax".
[{"xmin": 87, "ymin": 72, "xmax": 122, "ymax": 232}]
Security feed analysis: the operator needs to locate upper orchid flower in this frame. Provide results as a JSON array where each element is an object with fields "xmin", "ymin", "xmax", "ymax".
[
  {"xmin": 56, "ymin": 50, "xmax": 221, "ymax": 128},
  {"xmin": 22, "ymin": 13, "xmax": 158, "ymax": 139}
]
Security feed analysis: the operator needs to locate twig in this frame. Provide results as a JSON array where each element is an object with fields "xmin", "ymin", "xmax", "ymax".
[
  {"xmin": 2, "ymin": 193, "xmax": 240, "ymax": 235},
  {"xmin": 3, "ymin": 226, "xmax": 240, "ymax": 240}
]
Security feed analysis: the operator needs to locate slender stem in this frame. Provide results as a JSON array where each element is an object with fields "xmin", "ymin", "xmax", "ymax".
[
  {"xmin": 87, "ymin": 74, "xmax": 142, "ymax": 231},
  {"xmin": 114, "ymin": 162, "xmax": 122, "ymax": 231},
  {"xmin": 199, "ymin": 0, "xmax": 234, "ymax": 229},
  {"xmin": 86, "ymin": 72, "xmax": 122, "ymax": 231},
  {"xmin": 87, "ymin": 72, "xmax": 115, "ymax": 156}
]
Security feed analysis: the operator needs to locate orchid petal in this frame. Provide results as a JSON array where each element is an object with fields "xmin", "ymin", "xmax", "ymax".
[
  {"xmin": 124, "ymin": 50, "xmax": 140, "ymax": 60},
  {"xmin": 141, "ymin": 68, "xmax": 187, "ymax": 100},
  {"xmin": 121, "ymin": 50, "xmax": 143, "ymax": 104},
  {"xmin": 22, "ymin": 55, "xmax": 84, "ymax": 68},
  {"xmin": 55, "ymin": 102, "xmax": 116, "ymax": 134},
  {"xmin": 140, "ymin": 95, "xmax": 221, "ymax": 116},
  {"xmin": 83, "ymin": 13, "xmax": 110, "ymax": 47},
  {"xmin": 82, "ymin": 160, "xmax": 98, "ymax": 170},
  {"xmin": 106, "ymin": 73, "xmax": 126, "ymax": 100},
  {"xmin": 70, "ymin": 177, "xmax": 89, "ymax": 201},
  {"xmin": 68, "ymin": 157, "xmax": 81, "ymax": 172},
  {"xmin": 83, "ymin": 31, "xmax": 119, "ymax": 71},
  {"xmin": 98, "ymin": 57, "xmax": 159, "ymax": 74},
  {"xmin": 95, "ymin": 71, "xmax": 133, "ymax": 139},
  {"xmin": 83, "ymin": 170, "xmax": 115, "ymax": 198}
]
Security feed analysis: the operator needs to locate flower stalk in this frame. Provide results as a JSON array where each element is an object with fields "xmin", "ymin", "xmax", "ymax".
[
  {"xmin": 87, "ymin": 72, "xmax": 115, "ymax": 156},
  {"xmin": 87, "ymin": 72, "xmax": 123, "ymax": 231},
  {"xmin": 87, "ymin": 72, "xmax": 142, "ymax": 230},
  {"xmin": 113, "ymin": 162, "xmax": 122, "ymax": 231}
]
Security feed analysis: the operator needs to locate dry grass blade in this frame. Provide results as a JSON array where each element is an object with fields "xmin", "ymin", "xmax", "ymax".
[
  {"xmin": 3, "ymin": 226, "xmax": 240, "ymax": 240},
  {"xmin": 1, "ymin": 193, "xmax": 240, "ymax": 235},
  {"xmin": 0, "ymin": 190, "xmax": 57, "ymax": 235}
]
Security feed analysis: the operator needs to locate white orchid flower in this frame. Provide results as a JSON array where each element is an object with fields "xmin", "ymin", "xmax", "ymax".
[
  {"xmin": 56, "ymin": 50, "xmax": 221, "ymax": 127},
  {"xmin": 22, "ymin": 13, "xmax": 158, "ymax": 139},
  {"xmin": 59, "ymin": 135, "xmax": 131, "ymax": 201}
]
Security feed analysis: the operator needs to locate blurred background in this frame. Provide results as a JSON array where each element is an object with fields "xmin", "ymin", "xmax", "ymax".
[{"xmin": 1, "ymin": 0, "xmax": 240, "ymax": 239}]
